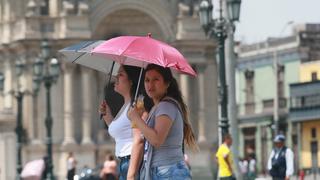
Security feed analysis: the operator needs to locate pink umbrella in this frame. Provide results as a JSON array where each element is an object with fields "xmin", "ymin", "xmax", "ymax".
[{"xmin": 91, "ymin": 34, "xmax": 196, "ymax": 76}]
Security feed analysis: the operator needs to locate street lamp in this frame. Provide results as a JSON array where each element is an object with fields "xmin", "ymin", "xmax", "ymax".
[
  {"xmin": 0, "ymin": 58, "xmax": 28, "ymax": 180},
  {"xmin": 33, "ymin": 39, "xmax": 60, "ymax": 180},
  {"xmin": 199, "ymin": 0, "xmax": 241, "ymax": 139}
]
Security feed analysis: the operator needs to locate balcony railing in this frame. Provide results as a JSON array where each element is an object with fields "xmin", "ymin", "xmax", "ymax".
[
  {"xmin": 263, "ymin": 98, "xmax": 287, "ymax": 112},
  {"xmin": 240, "ymin": 98, "xmax": 288, "ymax": 115},
  {"xmin": 289, "ymin": 80, "xmax": 320, "ymax": 122},
  {"xmin": 245, "ymin": 102, "xmax": 255, "ymax": 114}
]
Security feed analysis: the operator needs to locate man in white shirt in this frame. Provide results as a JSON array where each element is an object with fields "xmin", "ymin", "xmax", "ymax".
[{"xmin": 267, "ymin": 134, "xmax": 294, "ymax": 180}]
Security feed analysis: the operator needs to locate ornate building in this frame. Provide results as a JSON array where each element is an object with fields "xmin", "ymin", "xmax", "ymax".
[{"xmin": 0, "ymin": 0, "xmax": 219, "ymax": 179}]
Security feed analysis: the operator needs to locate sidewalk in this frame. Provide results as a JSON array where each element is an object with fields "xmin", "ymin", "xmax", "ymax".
[{"xmin": 256, "ymin": 173, "xmax": 320, "ymax": 180}]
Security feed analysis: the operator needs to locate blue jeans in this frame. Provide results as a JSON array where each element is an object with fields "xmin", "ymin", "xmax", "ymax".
[
  {"xmin": 118, "ymin": 158, "xmax": 130, "ymax": 180},
  {"xmin": 151, "ymin": 161, "xmax": 191, "ymax": 180}
]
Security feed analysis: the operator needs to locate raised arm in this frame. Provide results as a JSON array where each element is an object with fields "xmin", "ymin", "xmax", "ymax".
[
  {"xmin": 99, "ymin": 100, "xmax": 114, "ymax": 125},
  {"xmin": 136, "ymin": 114, "xmax": 172, "ymax": 148},
  {"xmin": 128, "ymin": 104, "xmax": 174, "ymax": 149}
]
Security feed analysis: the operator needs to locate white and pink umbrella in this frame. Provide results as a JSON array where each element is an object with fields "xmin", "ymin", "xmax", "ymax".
[
  {"xmin": 91, "ymin": 34, "xmax": 196, "ymax": 77},
  {"xmin": 60, "ymin": 34, "xmax": 196, "ymax": 102}
]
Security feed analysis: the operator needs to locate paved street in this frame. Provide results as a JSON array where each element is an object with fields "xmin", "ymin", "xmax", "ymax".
[{"xmin": 192, "ymin": 166, "xmax": 214, "ymax": 180}]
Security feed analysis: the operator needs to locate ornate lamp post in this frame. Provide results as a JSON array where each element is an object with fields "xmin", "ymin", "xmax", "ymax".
[
  {"xmin": 33, "ymin": 39, "xmax": 60, "ymax": 180},
  {"xmin": 199, "ymin": 0, "xmax": 241, "ymax": 139},
  {"xmin": 0, "ymin": 59, "xmax": 28, "ymax": 180}
]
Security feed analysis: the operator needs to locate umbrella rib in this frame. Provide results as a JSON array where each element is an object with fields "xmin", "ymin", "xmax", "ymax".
[
  {"xmin": 71, "ymin": 41, "xmax": 98, "ymax": 63},
  {"xmin": 72, "ymin": 52, "xmax": 86, "ymax": 63}
]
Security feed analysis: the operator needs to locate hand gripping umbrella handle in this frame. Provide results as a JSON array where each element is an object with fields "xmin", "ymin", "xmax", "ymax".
[{"xmin": 100, "ymin": 62, "xmax": 115, "ymax": 122}]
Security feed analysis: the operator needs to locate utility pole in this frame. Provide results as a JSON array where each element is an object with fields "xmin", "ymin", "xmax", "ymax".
[
  {"xmin": 273, "ymin": 50, "xmax": 279, "ymax": 135},
  {"xmin": 223, "ymin": 0, "xmax": 240, "ymax": 178}
]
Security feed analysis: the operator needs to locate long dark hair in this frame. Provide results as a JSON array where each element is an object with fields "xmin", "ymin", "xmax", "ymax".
[
  {"xmin": 145, "ymin": 64, "xmax": 198, "ymax": 150},
  {"xmin": 123, "ymin": 65, "xmax": 153, "ymax": 112}
]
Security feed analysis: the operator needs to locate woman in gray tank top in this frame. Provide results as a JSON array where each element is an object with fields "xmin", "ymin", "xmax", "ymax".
[{"xmin": 128, "ymin": 64, "xmax": 199, "ymax": 180}]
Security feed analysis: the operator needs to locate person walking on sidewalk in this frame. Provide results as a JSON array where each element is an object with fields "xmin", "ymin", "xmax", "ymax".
[
  {"xmin": 100, "ymin": 154, "xmax": 118, "ymax": 180},
  {"xmin": 66, "ymin": 152, "xmax": 77, "ymax": 180},
  {"xmin": 267, "ymin": 134, "xmax": 294, "ymax": 180},
  {"xmin": 247, "ymin": 154, "xmax": 256, "ymax": 180},
  {"xmin": 216, "ymin": 134, "xmax": 235, "ymax": 180}
]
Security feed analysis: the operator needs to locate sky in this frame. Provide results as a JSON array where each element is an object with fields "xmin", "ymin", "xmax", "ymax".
[{"xmin": 235, "ymin": 0, "xmax": 320, "ymax": 44}]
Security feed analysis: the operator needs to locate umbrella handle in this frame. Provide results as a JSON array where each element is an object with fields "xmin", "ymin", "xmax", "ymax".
[
  {"xmin": 104, "ymin": 61, "xmax": 115, "ymax": 100},
  {"xmin": 133, "ymin": 67, "xmax": 144, "ymax": 104}
]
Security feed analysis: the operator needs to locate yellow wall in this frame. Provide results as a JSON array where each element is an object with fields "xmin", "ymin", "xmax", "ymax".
[
  {"xmin": 301, "ymin": 120, "xmax": 320, "ymax": 168},
  {"xmin": 300, "ymin": 60, "xmax": 320, "ymax": 82}
]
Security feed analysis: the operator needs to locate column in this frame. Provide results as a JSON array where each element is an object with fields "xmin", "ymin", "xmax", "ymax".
[
  {"xmin": 30, "ymin": 59, "xmax": 41, "ymax": 144},
  {"xmin": 267, "ymin": 126, "xmax": 273, "ymax": 161},
  {"xmin": 286, "ymin": 121, "xmax": 293, "ymax": 148},
  {"xmin": 4, "ymin": 58, "xmax": 13, "ymax": 109},
  {"xmin": 239, "ymin": 128, "xmax": 244, "ymax": 158},
  {"xmin": 62, "ymin": 64, "xmax": 76, "ymax": 145},
  {"xmin": 30, "ymin": 94, "xmax": 42, "ymax": 144},
  {"xmin": 297, "ymin": 122, "xmax": 302, "ymax": 170},
  {"xmin": 180, "ymin": 74, "xmax": 189, "ymax": 103},
  {"xmin": 255, "ymin": 126, "xmax": 262, "ymax": 172},
  {"xmin": 81, "ymin": 67, "xmax": 93, "ymax": 145},
  {"xmin": 22, "ymin": 59, "xmax": 36, "ymax": 142},
  {"xmin": 197, "ymin": 65, "xmax": 207, "ymax": 143}
]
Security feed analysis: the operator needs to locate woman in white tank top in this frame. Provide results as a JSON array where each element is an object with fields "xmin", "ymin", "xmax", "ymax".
[{"xmin": 99, "ymin": 65, "xmax": 151, "ymax": 180}]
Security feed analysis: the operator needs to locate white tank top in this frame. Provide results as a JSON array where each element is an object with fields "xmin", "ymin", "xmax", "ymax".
[{"xmin": 108, "ymin": 103, "xmax": 133, "ymax": 157}]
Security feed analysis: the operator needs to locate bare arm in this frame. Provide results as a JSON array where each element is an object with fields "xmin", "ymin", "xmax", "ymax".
[
  {"xmin": 127, "ymin": 112, "xmax": 148, "ymax": 180},
  {"xmin": 99, "ymin": 101, "xmax": 114, "ymax": 125},
  {"xmin": 128, "ymin": 107, "xmax": 173, "ymax": 148},
  {"xmin": 285, "ymin": 149, "xmax": 294, "ymax": 180},
  {"xmin": 267, "ymin": 150, "xmax": 274, "ymax": 171},
  {"xmin": 127, "ymin": 128, "xmax": 144, "ymax": 180},
  {"xmin": 224, "ymin": 154, "xmax": 233, "ymax": 173}
]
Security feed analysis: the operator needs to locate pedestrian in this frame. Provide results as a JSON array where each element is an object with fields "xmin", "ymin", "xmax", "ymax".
[
  {"xmin": 216, "ymin": 133, "xmax": 235, "ymax": 180},
  {"xmin": 247, "ymin": 154, "xmax": 256, "ymax": 180},
  {"xmin": 100, "ymin": 154, "xmax": 118, "ymax": 180},
  {"xmin": 238, "ymin": 157, "xmax": 248, "ymax": 180},
  {"xmin": 128, "ymin": 64, "xmax": 198, "ymax": 180},
  {"xmin": 66, "ymin": 152, "xmax": 77, "ymax": 180},
  {"xmin": 267, "ymin": 134, "xmax": 294, "ymax": 180},
  {"xmin": 99, "ymin": 65, "xmax": 152, "ymax": 180}
]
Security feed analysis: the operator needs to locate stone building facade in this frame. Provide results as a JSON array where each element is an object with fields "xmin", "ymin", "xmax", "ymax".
[{"xmin": 0, "ymin": 0, "xmax": 219, "ymax": 179}]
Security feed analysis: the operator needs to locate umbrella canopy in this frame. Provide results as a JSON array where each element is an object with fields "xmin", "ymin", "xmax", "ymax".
[
  {"xmin": 91, "ymin": 34, "xmax": 197, "ymax": 76},
  {"xmin": 59, "ymin": 40, "xmax": 119, "ymax": 75}
]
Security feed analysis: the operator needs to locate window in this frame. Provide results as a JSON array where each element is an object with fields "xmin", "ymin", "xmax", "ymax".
[
  {"xmin": 244, "ymin": 70, "xmax": 254, "ymax": 103},
  {"xmin": 311, "ymin": 72, "xmax": 318, "ymax": 81},
  {"xmin": 40, "ymin": 0, "xmax": 49, "ymax": 15},
  {"xmin": 311, "ymin": 128, "xmax": 317, "ymax": 138},
  {"xmin": 278, "ymin": 65, "xmax": 285, "ymax": 97}
]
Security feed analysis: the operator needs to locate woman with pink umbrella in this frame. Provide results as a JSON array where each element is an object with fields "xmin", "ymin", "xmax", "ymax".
[{"xmin": 128, "ymin": 64, "xmax": 198, "ymax": 180}]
